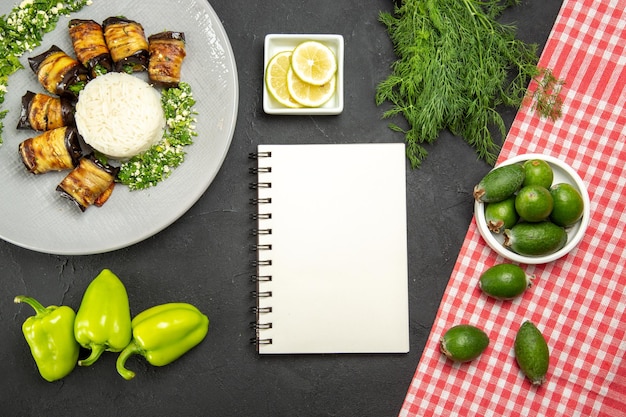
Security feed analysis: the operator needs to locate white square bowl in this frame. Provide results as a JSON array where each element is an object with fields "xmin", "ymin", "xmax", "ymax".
[{"xmin": 263, "ymin": 34, "xmax": 344, "ymax": 115}]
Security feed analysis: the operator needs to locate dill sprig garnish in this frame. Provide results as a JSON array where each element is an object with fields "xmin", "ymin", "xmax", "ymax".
[
  {"xmin": 117, "ymin": 82, "xmax": 198, "ymax": 190},
  {"xmin": 376, "ymin": 0, "xmax": 564, "ymax": 168}
]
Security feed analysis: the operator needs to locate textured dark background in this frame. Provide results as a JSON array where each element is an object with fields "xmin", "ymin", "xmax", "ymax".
[{"xmin": 0, "ymin": 1, "xmax": 562, "ymax": 416}]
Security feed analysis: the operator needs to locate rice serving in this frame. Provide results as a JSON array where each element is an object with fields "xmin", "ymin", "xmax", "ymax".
[{"xmin": 75, "ymin": 72, "xmax": 165, "ymax": 159}]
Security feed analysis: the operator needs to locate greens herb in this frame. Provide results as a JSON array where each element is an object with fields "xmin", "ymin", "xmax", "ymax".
[
  {"xmin": 0, "ymin": 0, "xmax": 92, "ymax": 144},
  {"xmin": 93, "ymin": 63, "xmax": 109, "ymax": 76},
  {"xmin": 68, "ymin": 80, "xmax": 86, "ymax": 94},
  {"xmin": 523, "ymin": 67, "xmax": 565, "ymax": 121},
  {"xmin": 376, "ymin": 0, "xmax": 565, "ymax": 168},
  {"xmin": 117, "ymin": 82, "xmax": 198, "ymax": 190}
]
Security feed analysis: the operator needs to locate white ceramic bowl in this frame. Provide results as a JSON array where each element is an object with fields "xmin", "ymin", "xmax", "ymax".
[
  {"xmin": 263, "ymin": 34, "xmax": 344, "ymax": 115},
  {"xmin": 474, "ymin": 153, "xmax": 590, "ymax": 264}
]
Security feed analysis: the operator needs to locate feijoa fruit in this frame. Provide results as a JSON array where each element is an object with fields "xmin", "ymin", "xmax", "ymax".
[
  {"xmin": 550, "ymin": 183, "xmax": 584, "ymax": 227},
  {"xmin": 479, "ymin": 263, "xmax": 534, "ymax": 300},
  {"xmin": 522, "ymin": 159, "xmax": 554, "ymax": 189},
  {"xmin": 514, "ymin": 321, "xmax": 550, "ymax": 386},
  {"xmin": 503, "ymin": 221, "xmax": 567, "ymax": 256},
  {"xmin": 440, "ymin": 324, "xmax": 489, "ymax": 363},
  {"xmin": 485, "ymin": 197, "xmax": 519, "ymax": 234},
  {"xmin": 515, "ymin": 185, "xmax": 554, "ymax": 222},
  {"xmin": 473, "ymin": 163, "xmax": 525, "ymax": 203}
]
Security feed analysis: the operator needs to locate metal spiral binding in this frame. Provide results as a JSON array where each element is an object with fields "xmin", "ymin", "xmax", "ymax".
[
  {"xmin": 251, "ymin": 306, "xmax": 273, "ymax": 313},
  {"xmin": 250, "ymin": 274, "xmax": 272, "ymax": 282},
  {"xmin": 249, "ymin": 182, "xmax": 271, "ymax": 189},
  {"xmin": 250, "ymin": 149, "xmax": 273, "ymax": 348},
  {"xmin": 249, "ymin": 197, "xmax": 272, "ymax": 205},
  {"xmin": 248, "ymin": 151, "xmax": 272, "ymax": 159},
  {"xmin": 251, "ymin": 290, "xmax": 272, "ymax": 298},
  {"xmin": 249, "ymin": 167, "xmax": 272, "ymax": 174},
  {"xmin": 251, "ymin": 260, "xmax": 272, "ymax": 267},
  {"xmin": 250, "ymin": 244, "xmax": 272, "ymax": 251},
  {"xmin": 249, "ymin": 213, "xmax": 272, "ymax": 220},
  {"xmin": 251, "ymin": 337, "xmax": 273, "ymax": 345},
  {"xmin": 250, "ymin": 322, "xmax": 273, "ymax": 330}
]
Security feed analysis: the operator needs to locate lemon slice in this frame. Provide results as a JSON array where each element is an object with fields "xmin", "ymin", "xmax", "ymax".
[
  {"xmin": 265, "ymin": 51, "xmax": 303, "ymax": 108},
  {"xmin": 290, "ymin": 41, "xmax": 337, "ymax": 86},
  {"xmin": 287, "ymin": 67, "xmax": 336, "ymax": 107}
]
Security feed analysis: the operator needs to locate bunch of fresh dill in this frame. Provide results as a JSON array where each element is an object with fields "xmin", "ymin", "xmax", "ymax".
[{"xmin": 376, "ymin": 0, "xmax": 561, "ymax": 168}]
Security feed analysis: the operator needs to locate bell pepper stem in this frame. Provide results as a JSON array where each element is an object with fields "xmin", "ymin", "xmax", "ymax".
[
  {"xmin": 78, "ymin": 344, "xmax": 106, "ymax": 367},
  {"xmin": 115, "ymin": 340, "xmax": 141, "ymax": 380},
  {"xmin": 14, "ymin": 296, "xmax": 47, "ymax": 315}
]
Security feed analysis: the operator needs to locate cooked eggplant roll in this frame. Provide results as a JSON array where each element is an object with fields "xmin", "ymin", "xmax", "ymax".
[
  {"xmin": 17, "ymin": 91, "xmax": 75, "ymax": 131},
  {"xmin": 148, "ymin": 31, "xmax": 186, "ymax": 87},
  {"xmin": 27, "ymin": 45, "xmax": 89, "ymax": 97},
  {"xmin": 68, "ymin": 19, "xmax": 113, "ymax": 78},
  {"xmin": 57, "ymin": 155, "xmax": 119, "ymax": 211},
  {"xmin": 103, "ymin": 17, "xmax": 149, "ymax": 73},
  {"xmin": 19, "ymin": 126, "xmax": 82, "ymax": 174}
]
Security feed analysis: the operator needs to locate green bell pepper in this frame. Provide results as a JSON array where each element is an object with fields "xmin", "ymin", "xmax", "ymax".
[
  {"xmin": 116, "ymin": 302, "xmax": 209, "ymax": 380},
  {"xmin": 14, "ymin": 295, "xmax": 80, "ymax": 382},
  {"xmin": 74, "ymin": 269, "xmax": 132, "ymax": 366}
]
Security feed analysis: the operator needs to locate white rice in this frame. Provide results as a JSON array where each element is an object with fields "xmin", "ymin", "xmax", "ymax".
[{"xmin": 75, "ymin": 72, "xmax": 165, "ymax": 159}]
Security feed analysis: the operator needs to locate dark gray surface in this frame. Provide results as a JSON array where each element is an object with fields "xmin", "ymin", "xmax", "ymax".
[{"xmin": 0, "ymin": 1, "xmax": 562, "ymax": 416}]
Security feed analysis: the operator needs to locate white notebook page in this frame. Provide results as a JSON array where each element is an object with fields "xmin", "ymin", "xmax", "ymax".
[{"xmin": 254, "ymin": 143, "xmax": 409, "ymax": 354}]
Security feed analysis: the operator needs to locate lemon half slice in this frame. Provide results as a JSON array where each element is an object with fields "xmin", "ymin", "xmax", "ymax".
[
  {"xmin": 265, "ymin": 51, "xmax": 303, "ymax": 108},
  {"xmin": 287, "ymin": 67, "xmax": 336, "ymax": 108},
  {"xmin": 290, "ymin": 41, "xmax": 337, "ymax": 86}
]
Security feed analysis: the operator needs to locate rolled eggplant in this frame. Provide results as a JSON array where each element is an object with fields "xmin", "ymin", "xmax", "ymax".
[
  {"xmin": 57, "ymin": 155, "xmax": 119, "ymax": 212},
  {"xmin": 17, "ymin": 91, "xmax": 75, "ymax": 131},
  {"xmin": 68, "ymin": 19, "xmax": 113, "ymax": 78},
  {"xmin": 27, "ymin": 45, "xmax": 89, "ymax": 97},
  {"xmin": 19, "ymin": 126, "xmax": 82, "ymax": 174},
  {"xmin": 148, "ymin": 31, "xmax": 186, "ymax": 87},
  {"xmin": 103, "ymin": 17, "xmax": 149, "ymax": 73}
]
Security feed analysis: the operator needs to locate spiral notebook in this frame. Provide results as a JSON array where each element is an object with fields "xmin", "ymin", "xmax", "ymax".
[{"xmin": 250, "ymin": 143, "xmax": 409, "ymax": 354}]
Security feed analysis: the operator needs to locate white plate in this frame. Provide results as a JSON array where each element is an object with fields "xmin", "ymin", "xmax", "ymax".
[
  {"xmin": 0, "ymin": 0, "xmax": 238, "ymax": 255},
  {"xmin": 263, "ymin": 34, "xmax": 344, "ymax": 115},
  {"xmin": 474, "ymin": 153, "xmax": 590, "ymax": 264}
]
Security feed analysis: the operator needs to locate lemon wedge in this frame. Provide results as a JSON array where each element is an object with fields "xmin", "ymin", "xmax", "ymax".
[
  {"xmin": 265, "ymin": 51, "xmax": 303, "ymax": 108},
  {"xmin": 287, "ymin": 67, "xmax": 336, "ymax": 108},
  {"xmin": 290, "ymin": 41, "xmax": 337, "ymax": 86}
]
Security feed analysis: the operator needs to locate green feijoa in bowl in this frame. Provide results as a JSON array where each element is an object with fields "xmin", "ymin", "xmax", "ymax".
[
  {"xmin": 515, "ymin": 185, "xmax": 554, "ymax": 222},
  {"xmin": 440, "ymin": 324, "xmax": 489, "ymax": 363},
  {"xmin": 503, "ymin": 221, "xmax": 567, "ymax": 256},
  {"xmin": 550, "ymin": 183, "xmax": 585, "ymax": 227},
  {"xmin": 485, "ymin": 196, "xmax": 519, "ymax": 234},
  {"xmin": 523, "ymin": 159, "xmax": 554, "ymax": 189},
  {"xmin": 479, "ymin": 263, "xmax": 534, "ymax": 300},
  {"xmin": 473, "ymin": 163, "xmax": 525, "ymax": 203}
]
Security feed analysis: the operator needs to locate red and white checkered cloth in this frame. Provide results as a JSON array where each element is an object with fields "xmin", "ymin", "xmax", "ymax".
[{"xmin": 400, "ymin": 0, "xmax": 626, "ymax": 415}]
